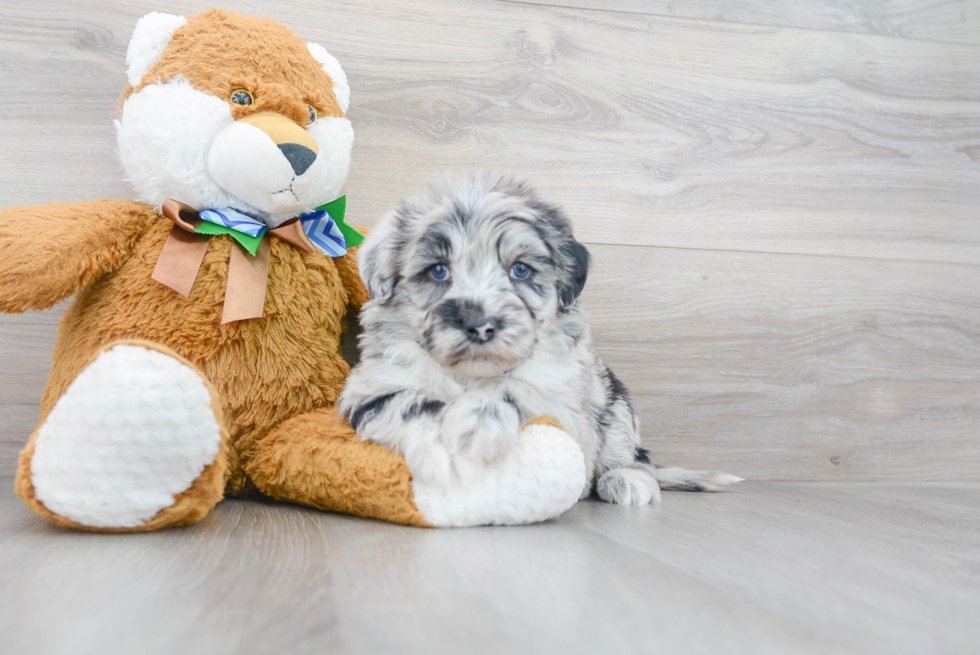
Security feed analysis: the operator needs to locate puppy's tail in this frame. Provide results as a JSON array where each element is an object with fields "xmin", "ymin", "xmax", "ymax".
[{"xmin": 653, "ymin": 467, "xmax": 744, "ymax": 492}]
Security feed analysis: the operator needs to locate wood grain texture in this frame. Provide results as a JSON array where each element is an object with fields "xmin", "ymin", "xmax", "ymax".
[
  {"xmin": 1, "ymin": 0, "xmax": 978, "ymax": 263},
  {"xmin": 504, "ymin": 0, "xmax": 980, "ymax": 47},
  {"xmin": 1, "ymin": 482, "xmax": 978, "ymax": 655},
  {"xmin": 0, "ymin": 406, "xmax": 38, "ymax": 479},
  {"xmin": 342, "ymin": 1, "xmax": 980, "ymax": 265},
  {"xmin": 1, "ymin": 0, "xmax": 978, "ymax": 483},
  {"xmin": 4, "ymin": 244, "xmax": 978, "ymax": 482},
  {"xmin": 581, "ymin": 245, "xmax": 980, "ymax": 482}
]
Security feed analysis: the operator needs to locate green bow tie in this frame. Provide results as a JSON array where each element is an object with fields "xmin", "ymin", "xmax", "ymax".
[{"xmin": 194, "ymin": 196, "xmax": 364, "ymax": 256}]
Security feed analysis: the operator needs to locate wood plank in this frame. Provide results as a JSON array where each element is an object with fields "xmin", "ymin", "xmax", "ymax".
[
  {"xmin": 0, "ymin": 305, "xmax": 62, "ymax": 406},
  {"xmin": 0, "ymin": 0, "xmax": 978, "ymax": 264},
  {"xmin": 563, "ymin": 481, "xmax": 980, "ymax": 655},
  {"xmin": 0, "ymin": 406, "xmax": 36, "ymax": 479},
  {"xmin": 1, "ymin": 1, "xmax": 978, "ymax": 482},
  {"xmin": 2, "ymin": 482, "xmax": 977, "ymax": 654},
  {"xmin": 0, "ymin": 306, "xmax": 61, "ymax": 479},
  {"xmin": 503, "ymin": 0, "xmax": 980, "ymax": 47},
  {"xmin": 579, "ymin": 244, "xmax": 980, "ymax": 482},
  {"xmin": 3, "ymin": 242, "xmax": 977, "ymax": 483}
]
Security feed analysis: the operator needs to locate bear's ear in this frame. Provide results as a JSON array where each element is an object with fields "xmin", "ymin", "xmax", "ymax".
[
  {"xmin": 126, "ymin": 12, "xmax": 187, "ymax": 87},
  {"xmin": 307, "ymin": 43, "xmax": 350, "ymax": 113}
]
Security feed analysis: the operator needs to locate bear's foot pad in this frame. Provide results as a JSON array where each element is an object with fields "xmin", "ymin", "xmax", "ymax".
[
  {"xmin": 29, "ymin": 344, "xmax": 223, "ymax": 529},
  {"xmin": 412, "ymin": 421, "xmax": 586, "ymax": 528}
]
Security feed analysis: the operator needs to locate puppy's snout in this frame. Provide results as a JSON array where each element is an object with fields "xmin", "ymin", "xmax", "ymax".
[
  {"xmin": 438, "ymin": 299, "xmax": 501, "ymax": 344},
  {"xmin": 465, "ymin": 317, "xmax": 499, "ymax": 343}
]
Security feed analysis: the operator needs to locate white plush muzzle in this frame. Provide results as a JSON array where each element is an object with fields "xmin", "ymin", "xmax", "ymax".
[
  {"xmin": 116, "ymin": 77, "xmax": 353, "ymax": 225},
  {"xmin": 207, "ymin": 115, "xmax": 353, "ymax": 220}
]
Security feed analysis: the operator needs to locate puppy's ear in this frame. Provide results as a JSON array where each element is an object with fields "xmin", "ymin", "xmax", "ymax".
[
  {"xmin": 356, "ymin": 215, "xmax": 399, "ymax": 304},
  {"xmin": 533, "ymin": 199, "xmax": 591, "ymax": 311},
  {"xmin": 557, "ymin": 237, "xmax": 590, "ymax": 311}
]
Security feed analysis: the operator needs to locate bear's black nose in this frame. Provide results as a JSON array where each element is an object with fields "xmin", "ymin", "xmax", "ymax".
[{"xmin": 278, "ymin": 143, "xmax": 316, "ymax": 176}]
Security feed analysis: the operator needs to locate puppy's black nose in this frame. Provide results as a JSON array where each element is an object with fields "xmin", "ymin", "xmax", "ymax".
[
  {"xmin": 278, "ymin": 143, "xmax": 317, "ymax": 176},
  {"xmin": 464, "ymin": 316, "xmax": 499, "ymax": 343}
]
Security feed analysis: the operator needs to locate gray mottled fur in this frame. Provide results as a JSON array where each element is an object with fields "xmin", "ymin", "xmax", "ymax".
[{"xmin": 339, "ymin": 173, "xmax": 741, "ymax": 503}]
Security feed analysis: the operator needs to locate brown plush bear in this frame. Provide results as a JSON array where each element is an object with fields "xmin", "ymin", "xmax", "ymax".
[
  {"xmin": 0, "ymin": 9, "xmax": 437, "ymax": 530},
  {"xmin": 1, "ymin": 9, "xmax": 586, "ymax": 531}
]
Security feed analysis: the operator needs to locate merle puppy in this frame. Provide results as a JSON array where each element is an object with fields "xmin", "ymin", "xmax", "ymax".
[{"xmin": 339, "ymin": 174, "xmax": 740, "ymax": 504}]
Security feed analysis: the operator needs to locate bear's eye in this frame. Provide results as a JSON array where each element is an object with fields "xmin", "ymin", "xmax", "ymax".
[
  {"xmin": 230, "ymin": 90, "xmax": 253, "ymax": 106},
  {"xmin": 308, "ymin": 105, "xmax": 318, "ymax": 125}
]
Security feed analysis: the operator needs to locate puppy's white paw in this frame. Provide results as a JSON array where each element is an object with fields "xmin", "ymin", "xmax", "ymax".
[
  {"xmin": 405, "ymin": 442, "xmax": 457, "ymax": 486},
  {"xmin": 438, "ymin": 393, "xmax": 520, "ymax": 464},
  {"xmin": 393, "ymin": 417, "xmax": 457, "ymax": 486},
  {"xmin": 404, "ymin": 441, "xmax": 482, "ymax": 487},
  {"xmin": 596, "ymin": 468, "xmax": 662, "ymax": 505},
  {"xmin": 404, "ymin": 436, "xmax": 485, "ymax": 487}
]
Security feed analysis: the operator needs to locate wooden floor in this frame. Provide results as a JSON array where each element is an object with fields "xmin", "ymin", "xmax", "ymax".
[
  {"xmin": 1, "ymin": 1, "xmax": 979, "ymax": 653},
  {"xmin": 2, "ymin": 0, "xmax": 979, "ymax": 482},
  {"xmin": 1, "ymin": 481, "xmax": 977, "ymax": 655}
]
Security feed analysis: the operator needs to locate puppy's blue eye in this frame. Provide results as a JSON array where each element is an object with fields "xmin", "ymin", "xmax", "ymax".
[
  {"xmin": 510, "ymin": 262, "xmax": 532, "ymax": 280},
  {"xmin": 428, "ymin": 264, "xmax": 451, "ymax": 282}
]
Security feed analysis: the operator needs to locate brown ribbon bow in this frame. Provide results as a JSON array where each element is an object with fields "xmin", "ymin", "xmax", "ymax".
[{"xmin": 151, "ymin": 200, "xmax": 318, "ymax": 324}]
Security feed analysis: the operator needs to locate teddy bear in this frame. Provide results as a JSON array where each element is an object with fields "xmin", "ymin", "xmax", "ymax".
[{"xmin": 0, "ymin": 9, "xmax": 585, "ymax": 531}]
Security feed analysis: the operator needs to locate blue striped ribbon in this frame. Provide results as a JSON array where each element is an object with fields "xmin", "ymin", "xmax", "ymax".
[
  {"xmin": 198, "ymin": 206, "xmax": 347, "ymax": 258},
  {"xmin": 299, "ymin": 210, "xmax": 348, "ymax": 257},
  {"xmin": 199, "ymin": 207, "xmax": 267, "ymax": 238}
]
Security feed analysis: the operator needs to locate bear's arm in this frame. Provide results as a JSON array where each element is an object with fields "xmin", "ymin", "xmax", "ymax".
[{"xmin": 0, "ymin": 199, "xmax": 158, "ymax": 313}]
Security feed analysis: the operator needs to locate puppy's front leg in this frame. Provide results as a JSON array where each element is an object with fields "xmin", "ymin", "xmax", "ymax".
[
  {"xmin": 438, "ymin": 389, "xmax": 522, "ymax": 482},
  {"xmin": 340, "ymin": 386, "xmax": 457, "ymax": 485}
]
